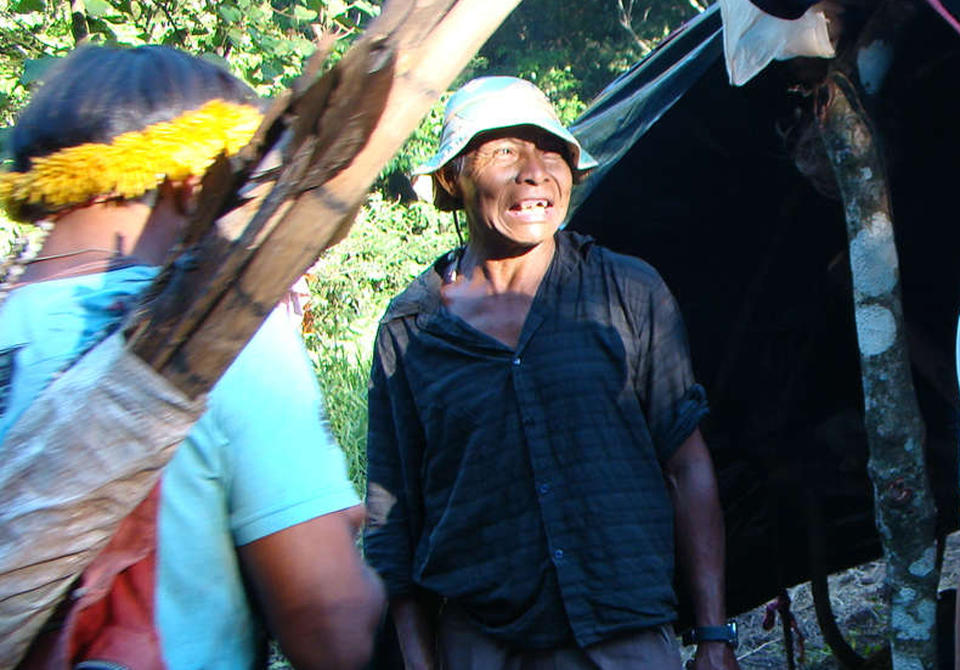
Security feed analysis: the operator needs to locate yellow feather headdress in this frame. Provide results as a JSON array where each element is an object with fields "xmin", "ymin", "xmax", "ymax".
[{"xmin": 0, "ymin": 99, "xmax": 263, "ymax": 220}]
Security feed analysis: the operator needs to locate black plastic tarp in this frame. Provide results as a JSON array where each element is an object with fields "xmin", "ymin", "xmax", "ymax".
[{"xmin": 568, "ymin": 2, "xmax": 960, "ymax": 620}]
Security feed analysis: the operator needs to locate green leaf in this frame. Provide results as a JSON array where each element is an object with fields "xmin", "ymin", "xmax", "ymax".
[
  {"xmin": 161, "ymin": 29, "xmax": 188, "ymax": 46},
  {"xmin": 334, "ymin": 13, "xmax": 358, "ymax": 30},
  {"xmin": 84, "ymin": 0, "xmax": 113, "ymax": 18},
  {"xmin": 259, "ymin": 59, "xmax": 282, "ymax": 84},
  {"xmin": 0, "ymin": 127, "xmax": 11, "ymax": 162},
  {"xmin": 227, "ymin": 27, "xmax": 245, "ymax": 46},
  {"xmin": 20, "ymin": 57, "xmax": 59, "ymax": 86},
  {"xmin": 256, "ymin": 33, "xmax": 281, "ymax": 52},
  {"xmin": 352, "ymin": 0, "xmax": 379, "ymax": 17},
  {"xmin": 292, "ymin": 37, "xmax": 315, "ymax": 58},
  {"xmin": 244, "ymin": 3, "xmax": 265, "ymax": 22},
  {"xmin": 326, "ymin": 0, "xmax": 347, "ymax": 17},
  {"xmin": 11, "ymin": 0, "xmax": 45, "ymax": 14},
  {"xmin": 217, "ymin": 4, "xmax": 242, "ymax": 23},
  {"xmin": 200, "ymin": 52, "xmax": 231, "ymax": 70},
  {"xmin": 85, "ymin": 16, "xmax": 119, "ymax": 41},
  {"xmin": 292, "ymin": 5, "xmax": 317, "ymax": 21}
]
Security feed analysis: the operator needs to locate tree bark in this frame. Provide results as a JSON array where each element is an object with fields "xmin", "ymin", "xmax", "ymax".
[
  {"xmin": 69, "ymin": 0, "xmax": 88, "ymax": 44},
  {"xmin": 818, "ymin": 71, "xmax": 939, "ymax": 670}
]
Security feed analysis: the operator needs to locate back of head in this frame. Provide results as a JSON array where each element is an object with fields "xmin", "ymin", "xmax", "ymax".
[
  {"xmin": 12, "ymin": 45, "xmax": 257, "ymax": 171},
  {"xmin": 3, "ymin": 45, "xmax": 261, "ymax": 222}
]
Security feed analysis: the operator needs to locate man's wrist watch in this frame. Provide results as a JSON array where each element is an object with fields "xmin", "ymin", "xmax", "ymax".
[{"xmin": 681, "ymin": 621, "xmax": 738, "ymax": 648}]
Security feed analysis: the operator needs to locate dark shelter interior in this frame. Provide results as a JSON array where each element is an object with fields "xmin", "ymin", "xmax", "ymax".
[{"xmin": 568, "ymin": 1, "xmax": 960, "ymax": 623}]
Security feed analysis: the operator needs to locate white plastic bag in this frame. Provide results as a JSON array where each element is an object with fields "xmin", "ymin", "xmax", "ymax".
[{"xmin": 719, "ymin": 0, "xmax": 835, "ymax": 86}]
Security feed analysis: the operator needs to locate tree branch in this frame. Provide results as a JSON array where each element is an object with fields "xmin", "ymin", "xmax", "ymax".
[
  {"xmin": 613, "ymin": 0, "xmax": 655, "ymax": 55},
  {"xmin": 69, "ymin": 0, "xmax": 88, "ymax": 44}
]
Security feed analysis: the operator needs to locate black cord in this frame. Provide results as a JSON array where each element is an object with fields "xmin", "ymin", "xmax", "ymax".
[{"xmin": 453, "ymin": 210, "xmax": 464, "ymax": 247}]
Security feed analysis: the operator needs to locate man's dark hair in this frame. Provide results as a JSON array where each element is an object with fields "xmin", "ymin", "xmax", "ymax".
[{"xmin": 11, "ymin": 45, "xmax": 257, "ymax": 172}]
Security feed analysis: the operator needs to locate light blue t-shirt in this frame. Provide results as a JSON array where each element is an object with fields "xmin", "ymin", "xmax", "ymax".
[{"xmin": 0, "ymin": 267, "xmax": 360, "ymax": 668}]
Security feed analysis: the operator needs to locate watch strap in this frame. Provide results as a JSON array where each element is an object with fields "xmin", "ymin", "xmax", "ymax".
[{"xmin": 681, "ymin": 622, "xmax": 738, "ymax": 647}]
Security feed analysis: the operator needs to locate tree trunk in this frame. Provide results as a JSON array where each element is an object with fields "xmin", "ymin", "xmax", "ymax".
[
  {"xmin": 69, "ymin": 0, "xmax": 88, "ymax": 44},
  {"xmin": 817, "ymin": 71, "xmax": 939, "ymax": 670}
]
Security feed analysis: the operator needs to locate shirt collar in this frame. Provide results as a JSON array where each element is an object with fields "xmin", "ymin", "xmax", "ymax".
[{"xmin": 380, "ymin": 231, "xmax": 596, "ymax": 325}]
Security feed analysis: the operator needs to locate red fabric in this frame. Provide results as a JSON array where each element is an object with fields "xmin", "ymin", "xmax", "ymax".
[{"xmin": 19, "ymin": 482, "xmax": 165, "ymax": 670}]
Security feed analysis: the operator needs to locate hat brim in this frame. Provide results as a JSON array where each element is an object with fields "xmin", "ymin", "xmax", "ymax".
[{"xmin": 412, "ymin": 120, "xmax": 598, "ymax": 176}]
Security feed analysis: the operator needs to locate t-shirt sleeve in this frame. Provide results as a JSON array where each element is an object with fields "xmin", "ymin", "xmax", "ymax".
[
  {"xmin": 635, "ymin": 266, "xmax": 709, "ymax": 463},
  {"xmin": 208, "ymin": 308, "xmax": 360, "ymax": 546}
]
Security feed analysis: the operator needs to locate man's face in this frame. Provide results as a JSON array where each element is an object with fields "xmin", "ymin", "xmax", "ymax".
[{"xmin": 456, "ymin": 125, "xmax": 573, "ymax": 254}]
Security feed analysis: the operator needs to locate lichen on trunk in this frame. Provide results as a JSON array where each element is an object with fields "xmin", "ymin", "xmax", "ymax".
[{"xmin": 818, "ymin": 71, "xmax": 939, "ymax": 670}]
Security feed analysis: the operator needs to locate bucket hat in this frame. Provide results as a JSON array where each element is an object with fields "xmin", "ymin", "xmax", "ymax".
[{"xmin": 413, "ymin": 76, "xmax": 598, "ymax": 176}]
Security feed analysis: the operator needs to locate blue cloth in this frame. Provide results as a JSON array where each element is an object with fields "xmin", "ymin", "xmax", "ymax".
[
  {"xmin": 0, "ymin": 265, "xmax": 158, "ymax": 440},
  {"xmin": 0, "ymin": 268, "xmax": 360, "ymax": 668},
  {"xmin": 365, "ymin": 232, "xmax": 708, "ymax": 649}
]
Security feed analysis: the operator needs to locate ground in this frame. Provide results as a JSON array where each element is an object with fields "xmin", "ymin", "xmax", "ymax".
[
  {"xmin": 269, "ymin": 535, "xmax": 960, "ymax": 669},
  {"xmin": 693, "ymin": 531, "xmax": 960, "ymax": 669}
]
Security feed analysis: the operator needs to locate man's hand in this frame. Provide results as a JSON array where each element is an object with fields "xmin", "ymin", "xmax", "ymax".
[
  {"xmin": 392, "ymin": 596, "xmax": 438, "ymax": 670},
  {"xmin": 687, "ymin": 641, "xmax": 741, "ymax": 670}
]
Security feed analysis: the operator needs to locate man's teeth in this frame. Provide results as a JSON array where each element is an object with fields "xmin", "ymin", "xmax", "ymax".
[{"xmin": 518, "ymin": 200, "xmax": 548, "ymax": 210}]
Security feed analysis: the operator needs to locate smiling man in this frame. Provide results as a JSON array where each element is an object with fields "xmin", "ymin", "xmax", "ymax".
[{"xmin": 364, "ymin": 76, "xmax": 740, "ymax": 670}]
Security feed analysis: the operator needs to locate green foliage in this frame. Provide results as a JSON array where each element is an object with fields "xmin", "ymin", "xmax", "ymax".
[
  {"xmin": 470, "ymin": 0, "xmax": 704, "ymax": 107},
  {"xmin": 380, "ymin": 94, "xmax": 448, "ymax": 183},
  {"xmin": 0, "ymin": 2, "xmax": 71, "ymax": 128},
  {"xmin": 0, "ymin": 0, "xmax": 379, "ymax": 145},
  {"xmin": 313, "ymin": 347, "xmax": 370, "ymax": 493},
  {"xmin": 0, "ymin": 213, "xmax": 35, "ymax": 258},
  {"xmin": 305, "ymin": 191, "xmax": 459, "ymax": 355},
  {"xmin": 303, "ymin": 192, "xmax": 459, "ymax": 489}
]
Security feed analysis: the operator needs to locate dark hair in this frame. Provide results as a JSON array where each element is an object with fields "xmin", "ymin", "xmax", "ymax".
[
  {"xmin": 11, "ymin": 45, "xmax": 257, "ymax": 172},
  {"xmin": 432, "ymin": 155, "xmax": 467, "ymax": 212}
]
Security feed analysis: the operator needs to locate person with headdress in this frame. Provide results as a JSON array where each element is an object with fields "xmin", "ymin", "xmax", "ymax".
[
  {"xmin": 0, "ymin": 45, "xmax": 384, "ymax": 669},
  {"xmin": 364, "ymin": 76, "xmax": 740, "ymax": 669}
]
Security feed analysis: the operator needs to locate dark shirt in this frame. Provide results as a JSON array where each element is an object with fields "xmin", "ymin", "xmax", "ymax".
[{"xmin": 364, "ymin": 231, "xmax": 708, "ymax": 649}]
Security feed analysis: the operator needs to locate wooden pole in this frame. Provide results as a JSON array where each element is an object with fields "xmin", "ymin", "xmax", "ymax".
[
  {"xmin": 818, "ymin": 69, "xmax": 938, "ymax": 670},
  {"xmin": 127, "ymin": 0, "xmax": 523, "ymax": 398},
  {"xmin": 0, "ymin": 2, "xmax": 521, "ymax": 666}
]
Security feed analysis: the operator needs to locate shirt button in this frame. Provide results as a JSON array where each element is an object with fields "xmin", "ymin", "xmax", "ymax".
[
  {"xmin": 512, "ymin": 357, "xmax": 521, "ymax": 366},
  {"xmin": 538, "ymin": 483, "xmax": 550, "ymax": 495},
  {"xmin": 553, "ymin": 549, "xmax": 565, "ymax": 562}
]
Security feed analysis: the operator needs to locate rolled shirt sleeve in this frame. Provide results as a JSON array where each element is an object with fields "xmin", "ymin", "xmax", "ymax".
[
  {"xmin": 636, "ymin": 268, "xmax": 709, "ymax": 463},
  {"xmin": 364, "ymin": 324, "xmax": 424, "ymax": 598}
]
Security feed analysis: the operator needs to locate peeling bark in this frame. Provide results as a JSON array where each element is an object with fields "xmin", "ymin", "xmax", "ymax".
[{"xmin": 818, "ymin": 72, "xmax": 939, "ymax": 670}]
